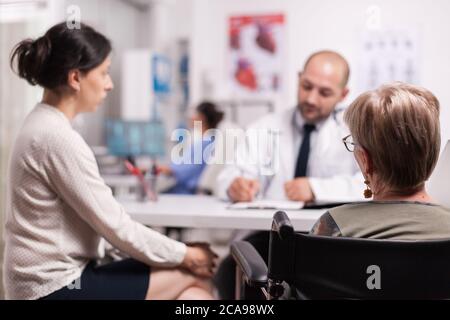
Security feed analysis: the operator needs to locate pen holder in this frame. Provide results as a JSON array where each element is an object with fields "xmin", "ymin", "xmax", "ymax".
[
  {"xmin": 136, "ymin": 171, "xmax": 158, "ymax": 202},
  {"xmin": 146, "ymin": 172, "xmax": 158, "ymax": 201},
  {"xmin": 137, "ymin": 183, "xmax": 147, "ymax": 202}
]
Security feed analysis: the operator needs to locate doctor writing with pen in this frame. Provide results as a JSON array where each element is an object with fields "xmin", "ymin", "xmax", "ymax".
[{"xmin": 214, "ymin": 50, "xmax": 366, "ymax": 299}]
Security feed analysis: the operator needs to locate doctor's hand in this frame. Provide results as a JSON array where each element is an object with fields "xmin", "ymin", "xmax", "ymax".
[
  {"xmin": 181, "ymin": 242, "xmax": 218, "ymax": 278},
  {"xmin": 227, "ymin": 177, "xmax": 260, "ymax": 202},
  {"xmin": 284, "ymin": 177, "xmax": 315, "ymax": 202}
]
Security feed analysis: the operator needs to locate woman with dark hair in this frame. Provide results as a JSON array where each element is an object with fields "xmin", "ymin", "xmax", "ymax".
[
  {"xmin": 4, "ymin": 22, "xmax": 216, "ymax": 300},
  {"xmin": 158, "ymin": 101, "xmax": 224, "ymax": 194}
]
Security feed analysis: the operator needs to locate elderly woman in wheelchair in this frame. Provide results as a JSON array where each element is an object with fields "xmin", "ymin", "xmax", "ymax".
[{"xmin": 232, "ymin": 83, "xmax": 450, "ymax": 300}]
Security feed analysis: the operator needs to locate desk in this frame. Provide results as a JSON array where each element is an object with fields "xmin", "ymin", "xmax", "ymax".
[
  {"xmin": 119, "ymin": 194, "xmax": 326, "ymax": 232},
  {"xmin": 102, "ymin": 174, "xmax": 175, "ymax": 195}
]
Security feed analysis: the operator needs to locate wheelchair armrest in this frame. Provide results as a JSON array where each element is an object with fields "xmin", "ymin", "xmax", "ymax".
[
  {"xmin": 272, "ymin": 211, "xmax": 294, "ymax": 240},
  {"xmin": 231, "ymin": 241, "xmax": 268, "ymax": 287}
]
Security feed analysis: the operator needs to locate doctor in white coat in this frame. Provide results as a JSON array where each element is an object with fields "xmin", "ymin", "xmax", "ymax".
[
  {"xmin": 214, "ymin": 50, "xmax": 365, "ymax": 299},
  {"xmin": 217, "ymin": 51, "xmax": 365, "ymax": 204}
]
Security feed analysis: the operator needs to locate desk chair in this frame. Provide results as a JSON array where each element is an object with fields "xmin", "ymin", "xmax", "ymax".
[{"xmin": 231, "ymin": 211, "xmax": 450, "ymax": 300}]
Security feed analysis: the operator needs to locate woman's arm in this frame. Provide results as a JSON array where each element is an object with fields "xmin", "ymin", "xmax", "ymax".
[{"xmin": 44, "ymin": 131, "xmax": 187, "ymax": 267}]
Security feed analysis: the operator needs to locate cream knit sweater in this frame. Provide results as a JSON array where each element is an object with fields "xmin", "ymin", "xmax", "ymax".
[{"xmin": 3, "ymin": 103, "xmax": 186, "ymax": 300}]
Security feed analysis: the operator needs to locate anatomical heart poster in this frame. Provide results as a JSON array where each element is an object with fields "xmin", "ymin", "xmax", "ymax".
[{"xmin": 228, "ymin": 14, "xmax": 286, "ymax": 96}]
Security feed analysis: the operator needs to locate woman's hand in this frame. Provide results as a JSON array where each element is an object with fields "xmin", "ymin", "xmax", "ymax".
[
  {"xmin": 156, "ymin": 164, "xmax": 173, "ymax": 176},
  {"xmin": 181, "ymin": 242, "xmax": 218, "ymax": 278}
]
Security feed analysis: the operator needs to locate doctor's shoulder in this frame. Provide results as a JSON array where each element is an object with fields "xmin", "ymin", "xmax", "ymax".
[
  {"xmin": 246, "ymin": 109, "xmax": 285, "ymax": 130},
  {"xmin": 331, "ymin": 106, "xmax": 348, "ymax": 129}
]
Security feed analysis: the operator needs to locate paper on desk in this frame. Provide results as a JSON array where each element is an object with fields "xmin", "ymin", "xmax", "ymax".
[{"xmin": 227, "ymin": 200, "xmax": 304, "ymax": 210}]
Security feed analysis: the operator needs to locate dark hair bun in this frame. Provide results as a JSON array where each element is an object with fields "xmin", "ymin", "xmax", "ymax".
[
  {"xmin": 197, "ymin": 101, "xmax": 224, "ymax": 129},
  {"xmin": 10, "ymin": 22, "xmax": 111, "ymax": 89},
  {"xmin": 10, "ymin": 36, "xmax": 52, "ymax": 86}
]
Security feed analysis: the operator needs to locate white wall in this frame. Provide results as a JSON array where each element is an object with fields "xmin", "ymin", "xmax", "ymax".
[
  {"xmin": 189, "ymin": 0, "xmax": 450, "ymax": 147},
  {"xmin": 65, "ymin": 0, "xmax": 190, "ymax": 146}
]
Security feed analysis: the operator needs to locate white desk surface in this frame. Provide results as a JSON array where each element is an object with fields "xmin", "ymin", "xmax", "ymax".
[
  {"xmin": 102, "ymin": 174, "xmax": 176, "ymax": 192},
  {"xmin": 119, "ymin": 194, "xmax": 326, "ymax": 232},
  {"xmin": 103, "ymin": 174, "xmax": 139, "ymax": 187}
]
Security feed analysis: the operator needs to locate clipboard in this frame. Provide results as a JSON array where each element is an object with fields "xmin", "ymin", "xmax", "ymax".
[{"xmin": 227, "ymin": 200, "xmax": 304, "ymax": 210}]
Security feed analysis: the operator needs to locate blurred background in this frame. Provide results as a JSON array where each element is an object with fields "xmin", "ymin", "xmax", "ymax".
[{"xmin": 1, "ymin": 0, "xmax": 450, "ymax": 298}]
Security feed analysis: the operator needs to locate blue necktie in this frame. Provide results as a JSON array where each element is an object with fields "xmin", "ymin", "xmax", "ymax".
[{"xmin": 294, "ymin": 124, "xmax": 316, "ymax": 178}]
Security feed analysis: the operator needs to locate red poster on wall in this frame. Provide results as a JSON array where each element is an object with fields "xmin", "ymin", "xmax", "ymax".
[{"xmin": 229, "ymin": 14, "xmax": 286, "ymax": 96}]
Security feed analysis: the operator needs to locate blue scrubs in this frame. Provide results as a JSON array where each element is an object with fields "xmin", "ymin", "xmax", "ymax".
[{"xmin": 167, "ymin": 139, "xmax": 214, "ymax": 194}]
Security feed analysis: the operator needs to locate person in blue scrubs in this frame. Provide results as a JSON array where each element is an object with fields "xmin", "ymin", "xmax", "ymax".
[{"xmin": 158, "ymin": 101, "xmax": 224, "ymax": 195}]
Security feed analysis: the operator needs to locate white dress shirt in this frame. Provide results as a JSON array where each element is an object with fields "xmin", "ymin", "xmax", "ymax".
[
  {"xmin": 216, "ymin": 107, "xmax": 366, "ymax": 202},
  {"xmin": 3, "ymin": 103, "xmax": 186, "ymax": 300}
]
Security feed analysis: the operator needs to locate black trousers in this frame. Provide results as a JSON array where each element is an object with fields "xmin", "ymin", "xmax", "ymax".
[
  {"xmin": 41, "ymin": 259, "xmax": 150, "ymax": 300},
  {"xmin": 214, "ymin": 231, "xmax": 270, "ymax": 300}
]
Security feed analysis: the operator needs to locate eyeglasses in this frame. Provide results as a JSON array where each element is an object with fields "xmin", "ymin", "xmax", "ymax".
[{"xmin": 342, "ymin": 134, "xmax": 358, "ymax": 152}]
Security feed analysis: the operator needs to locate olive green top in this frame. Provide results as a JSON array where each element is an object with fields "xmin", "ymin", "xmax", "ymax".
[{"xmin": 311, "ymin": 201, "xmax": 450, "ymax": 240}]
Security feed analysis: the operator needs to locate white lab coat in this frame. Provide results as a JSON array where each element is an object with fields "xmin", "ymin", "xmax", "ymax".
[{"xmin": 216, "ymin": 107, "xmax": 366, "ymax": 203}]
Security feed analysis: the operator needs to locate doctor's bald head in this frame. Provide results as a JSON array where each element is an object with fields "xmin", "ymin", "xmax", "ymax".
[
  {"xmin": 297, "ymin": 50, "xmax": 350, "ymax": 124},
  {"xmin": 303, "ymin": 50, "xmax": 350, "ymax": 88}
]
